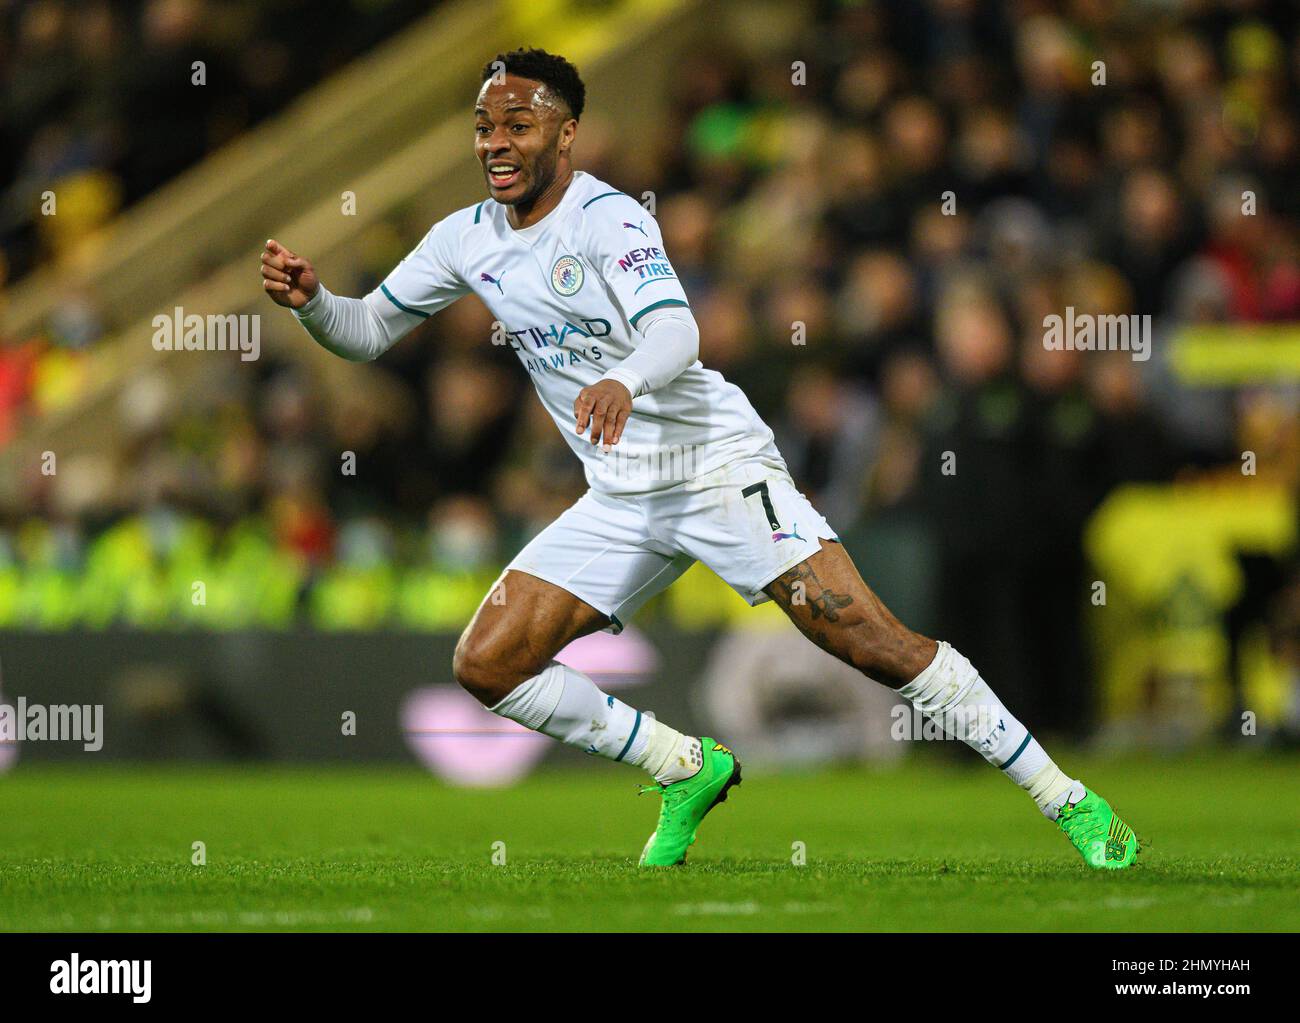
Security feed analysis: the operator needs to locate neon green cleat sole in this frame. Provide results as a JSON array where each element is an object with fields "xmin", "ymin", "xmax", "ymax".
[
  {"xmin": 638, "ymin": 738, "xmax": 741, "ymax": 867},
  {"xmin": 1057, "ymin": 787, "xmax": 1139, "ymax": 870}
]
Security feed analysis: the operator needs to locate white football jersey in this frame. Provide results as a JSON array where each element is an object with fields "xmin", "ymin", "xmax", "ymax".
[{"xmin": 370, "ymin": 172, "xmax": 781, "ymax": 495}]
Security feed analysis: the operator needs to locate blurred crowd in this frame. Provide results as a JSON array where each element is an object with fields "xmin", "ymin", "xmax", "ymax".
[
  {"xmin": 0, "ymin": 0, "xmax": 431, "ymax": 280},
  {"xmin": 0, "ymin": 0, "xmax": 433, "ymax": 440},
  {"xmin": 3, "ymin": 0, "xmax": 1300, "ymax": 737}
]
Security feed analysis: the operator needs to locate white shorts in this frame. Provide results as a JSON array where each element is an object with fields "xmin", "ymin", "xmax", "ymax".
[{"xmin": 505, "ymin": 457, "xmax": 839, "ymax": 632}]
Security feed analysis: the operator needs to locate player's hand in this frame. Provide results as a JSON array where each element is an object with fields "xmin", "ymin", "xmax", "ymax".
[
  {"xmin": 261, "ymin": 239, "xmax": 319, "ymax": 309},
  {"xmin": 574, "ymin": 379, "xmax": 632, "ymax": 449}
]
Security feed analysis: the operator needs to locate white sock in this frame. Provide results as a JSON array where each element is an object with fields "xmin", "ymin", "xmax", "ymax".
[
  {"xmin": 899, "ymin": 641, "xmax": 1080, "ymax": 819},
  {"xmin": 489, "ymin": 662, "xmax": 701, "ymax": 785},
  {"xmin": 641, "ymin": 719, "xmax": 703, "ymax": 785}
]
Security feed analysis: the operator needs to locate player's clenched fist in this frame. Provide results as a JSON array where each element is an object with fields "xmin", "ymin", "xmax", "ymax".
[
  {"xmin": 574, "ymin": 378, "xmax": 632, "ymax": 449},
  {"xmin": 261, "ymin": 239, "xmax": 319, "ymax": 309}
]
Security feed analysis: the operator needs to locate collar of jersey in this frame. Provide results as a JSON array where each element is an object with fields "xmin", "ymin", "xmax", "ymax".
[{"xmin": 498, "ymin": 170, "xmax": 588, "ymax": 244}]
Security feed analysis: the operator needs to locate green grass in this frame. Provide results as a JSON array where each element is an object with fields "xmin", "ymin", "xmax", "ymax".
[{"xmin": 0, "ymin": 752, "xmax": 1296, "ymax": 931}]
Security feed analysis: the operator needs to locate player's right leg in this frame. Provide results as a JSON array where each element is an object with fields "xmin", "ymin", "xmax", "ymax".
[
  {"xmin": 655, "ymin": 457, "xmax": 1137, "ymax": 870},
  {"xmin": 764, "ymin": 541, "xmax": 1139, "ymax": 870},
  {"xmin": 452, "ymin": 492, "xmax": 740, "ymax": 865}
]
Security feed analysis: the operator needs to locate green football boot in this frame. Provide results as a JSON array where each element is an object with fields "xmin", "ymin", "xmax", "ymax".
[
  {"xmin": 1056, "ymin": 787, "xmax": 1139, "ymax": 870},
  {"xmin": 638, "ymin": 738, "xmax": 742, "ymax": 866}
]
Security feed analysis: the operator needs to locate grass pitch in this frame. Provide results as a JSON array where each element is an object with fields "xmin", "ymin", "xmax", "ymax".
[{"xmin": 0, "ymin": 752, "xmax": 1295, "ymax": 932}]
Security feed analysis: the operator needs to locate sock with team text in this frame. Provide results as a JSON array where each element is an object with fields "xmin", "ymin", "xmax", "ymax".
[
  {"xmin": 898, "ymin": 641, "xmax": 1081, "ymax": 819},
  {"xmin": 490, "ymin": 662, "xmax": 702, "ymax": 786}
]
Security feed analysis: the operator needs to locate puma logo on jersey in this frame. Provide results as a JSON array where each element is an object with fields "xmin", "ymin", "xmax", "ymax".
[
  {"xmin": 480, "ymin": 271, "xmax": 505, "ymax": 294},
  {"xmin": 772, "ymin": 523, "xmax": 805, "ymax": 543},
  {"xmin": 622, "ymin": 221, "xmax": 647, "ymax": 236}
]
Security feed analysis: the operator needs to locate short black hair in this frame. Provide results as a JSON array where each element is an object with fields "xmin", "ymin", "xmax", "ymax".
[{"xmin": 481, "ymin": 48, "xmax": 585, "ymax": 120}]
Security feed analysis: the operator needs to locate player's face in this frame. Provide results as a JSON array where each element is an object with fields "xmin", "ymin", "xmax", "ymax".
[{"xmin": 474, "ymin": 74, "xmax": 574, "ymax": 205}]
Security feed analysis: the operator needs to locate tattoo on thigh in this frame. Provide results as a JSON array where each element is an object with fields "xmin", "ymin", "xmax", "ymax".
[
  {"xmin": 771, "ymin": 560, "xmax": 855, "ymax": 623},
  {"xmin": 811, "ymin": 589, "xmax": 854, "ymax": 622}
]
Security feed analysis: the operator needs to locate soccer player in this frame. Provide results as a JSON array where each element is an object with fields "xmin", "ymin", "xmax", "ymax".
[{"xmin": 261, "ymin": 48, "xmax": 1138, "ymax": 870}]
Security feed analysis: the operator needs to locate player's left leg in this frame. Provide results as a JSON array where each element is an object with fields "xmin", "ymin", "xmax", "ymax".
[{"xmin": 764, "ymin": 540, "xmax": 1138, "ymax": 869}]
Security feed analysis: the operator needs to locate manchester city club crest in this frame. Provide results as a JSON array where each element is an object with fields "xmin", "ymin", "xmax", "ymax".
[{"xmin": 550, "ymin": 254, "xmax": 584, "ymax": 296}]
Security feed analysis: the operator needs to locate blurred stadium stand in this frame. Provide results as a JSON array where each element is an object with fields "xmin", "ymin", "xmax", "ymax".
[{"xmin": 1, "ymin": 0, "xmax": 1299, "ymax": 758}]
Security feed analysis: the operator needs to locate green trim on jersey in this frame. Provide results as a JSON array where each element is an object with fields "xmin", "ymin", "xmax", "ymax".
[
  {"xmin": 634, "ymin": 276, "xmax": 680, "ymax": 295},
  {"xmin": 582, "ymin": 191, "xmax": 624, "ymax": 209},
  {"xmin": 629, "ymin": 298, "xmax": 689, "ymax": 330},
  {"xmin": 474, "ymin": 201, "xmax": 486, "ymax": 224},
  {"xmin": 380, "ymin": 284, "xmax": 430, "ymax": 319}
]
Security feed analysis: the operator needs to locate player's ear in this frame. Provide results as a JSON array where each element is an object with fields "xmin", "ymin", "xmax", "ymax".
[{"xmin": 560, "ymin": 117, "xmax": 577, "ymax": 151}]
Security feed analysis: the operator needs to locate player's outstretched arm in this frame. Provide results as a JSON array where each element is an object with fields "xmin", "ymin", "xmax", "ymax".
[{"xmin": 260, "ymin": 238, "xmax": 409, "ymax": 362}]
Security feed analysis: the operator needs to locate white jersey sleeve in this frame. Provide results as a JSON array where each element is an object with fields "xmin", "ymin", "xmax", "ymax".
[
  {"xmin": 580, "ymin": 195, "xmax": 690, "ymax": 331},
  {"xmin": 370, "ymin": 215, "xmax": 471, "ymax": 326},
  {"xmin": 293, "ymin": 283, "xmax": 405, "ymax": 361},
  {"xmin": 601, "ymin": 304, "xmax": 700, "ymax": 397},
  {"xmin": 292, "ymin": 214, "xmax": 472, "ymax": 361}
]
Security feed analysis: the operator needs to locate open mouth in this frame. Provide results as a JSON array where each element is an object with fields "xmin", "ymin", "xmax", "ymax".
[{"xmin": 487, "ymin": 163, "xmax": 522, "ymax": 189}]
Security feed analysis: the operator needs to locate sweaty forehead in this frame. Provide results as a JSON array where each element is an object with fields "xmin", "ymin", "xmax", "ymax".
[{"xmin": 475, "ymin": 75, "xmax": 567, "ymax": 119}]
